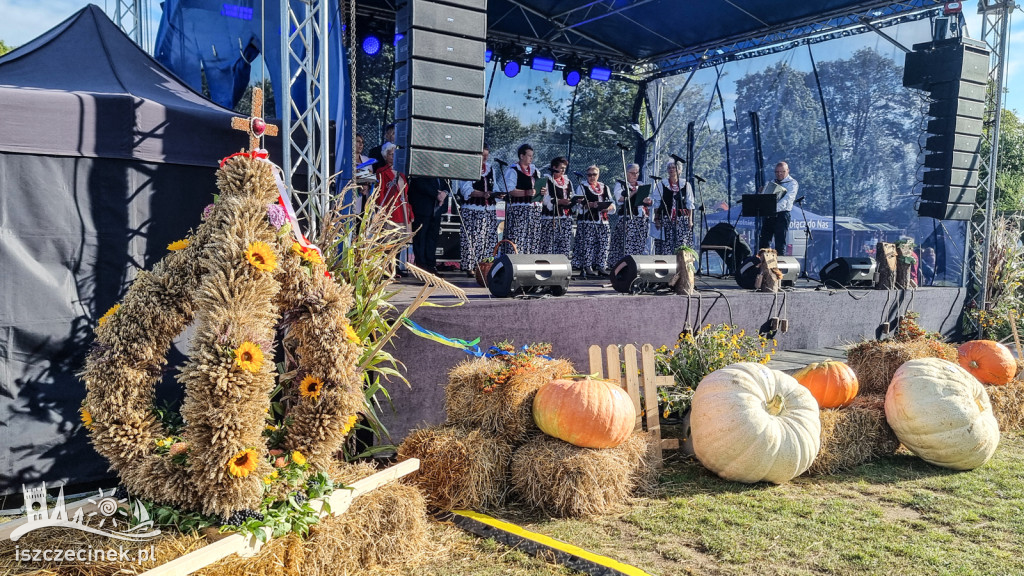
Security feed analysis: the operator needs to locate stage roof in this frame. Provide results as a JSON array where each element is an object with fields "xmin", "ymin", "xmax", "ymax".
[{"xmin": 358, "ymin": 0, "xmax": 944, "ymax": 78}]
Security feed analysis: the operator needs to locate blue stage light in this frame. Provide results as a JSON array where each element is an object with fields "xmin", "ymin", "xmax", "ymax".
[
  {"xmin": 563, "ymin": 68, "xmax": 582, "ymax": 87},
  {"xmin": 504, "ymin": 60, "xmax": 521, "ymax": 78},
  {"xmin": 485, "ymin": 48, "xmax": 493, "ymax": 63},
  {"xmin": 362, "ymin": 35, "xmax": 382, "ymax": 56},
  {"xmin": 531, "ymin": 55, "xmax": 555, "ymax": 72},
  {"xmin": 394, "ymin": 32, "xmax": 404, "ymax": 46},
  {"xmin": 589, "ymin": 66, "xmax": 612, "ymax": 82}
]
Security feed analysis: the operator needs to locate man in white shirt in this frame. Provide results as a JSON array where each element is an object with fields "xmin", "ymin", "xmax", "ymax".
[{"xmin": 758, "ymin": 161, "xmax": 799, "ymax": 253}]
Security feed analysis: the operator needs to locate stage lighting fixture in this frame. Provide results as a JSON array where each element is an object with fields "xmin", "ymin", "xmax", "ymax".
[
  {"xmin": 531, "ymin": 53, "xmax": 555, "ymax": 72},
  {"xmin": 589, "ymin": 64, "xmax": 612, "ymax": 82},
  {"xmin": 503, "ymin": 60, "xmax": 521, "ymax": 78},
  {"xmin": 393, "ymin": 32, "xmax": 404, "ymax": 46},
  {"xmin": 485, "ymin": 48, "xmax": 493, "ymax": 63},
  {"xmin": 362, "ymin": 34, "xmax": 382, "ymax": 56},
  {"xmin": 563, "ymin": 67, "xmax": 582, "ymax": 87}
]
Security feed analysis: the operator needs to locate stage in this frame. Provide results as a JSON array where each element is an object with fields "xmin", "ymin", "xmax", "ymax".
[{"xmin": 377, "ymin": 273, "xmax": 966, "ymax": 445}]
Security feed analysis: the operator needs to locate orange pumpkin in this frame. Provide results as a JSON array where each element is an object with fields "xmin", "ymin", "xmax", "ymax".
[
  {"xmin": 532, "ymin": 377, "xmax": 635, "ymax": 448},
  {"xmin": 792, "ymin": 359, "xmax": 859, "ymax": 409},
  {"xmin": 958, "ymin": 340, "xmax": 1016, "ymax": 386}
]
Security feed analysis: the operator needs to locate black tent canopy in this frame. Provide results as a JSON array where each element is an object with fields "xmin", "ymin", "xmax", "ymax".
[{"xmin": 0, "ymin": 5, "xmax": 249, "ymax": 497}]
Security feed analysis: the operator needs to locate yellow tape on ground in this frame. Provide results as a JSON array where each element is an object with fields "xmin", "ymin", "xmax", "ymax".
[{"xmin": 452, "ymin": 510, "xmax": 653, "ymax": 576}]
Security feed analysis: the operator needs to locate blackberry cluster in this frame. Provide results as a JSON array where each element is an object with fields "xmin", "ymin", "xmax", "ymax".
[
  {"xmin": 112, "ymin": 486, "xmax": 129, "ymax": 500},
  {"xmin": 290, "ymin": 491, "xmax": 308, "ymax": 506},
  {"xmin": 223, "ymin": 509, "xmax": 264, "ymax": 526}
]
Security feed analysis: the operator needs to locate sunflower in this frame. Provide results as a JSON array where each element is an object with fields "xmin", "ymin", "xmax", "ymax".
[
  {"xmin": 234, "ymin": 341, "xmax": 264, "ymax": 372},
  {"xmin": 300, "ymin": 249, "xmax": 324, "ymax": 266},
  {"xmin": 80, "ymin": 408, "xmax": 94, "ymax": 429},
  {"xmin": 344, "ymin": 324, "xmax": 360, "ymax": 344},
  {"xmin": 341, "ymin": 414, "xmax": 359, "ymax": 435},
  {"xmin": 290, "ymin": 242, "xmax": 303, "ymax": 255},
  {"xmin": 245, "ymin": 241, "xmax": 277, "ymax": 272},
  {"xmin": 299, "ymin": 375, "xmax": 324, "ymax": 400},
  {"xmin": 167, "ymin": 238, "xmax": 190, "ymax": 251},
  {"xmin": 291, "ymin": 450, "xmax": 307, "ymax": 467},
  {"xmin": 97, "ymin": 304, "xmax": 120, "ymax": 327},
  {"xmin": 228, "ymin": 448, "xmax": 259, "ymax": 478}
]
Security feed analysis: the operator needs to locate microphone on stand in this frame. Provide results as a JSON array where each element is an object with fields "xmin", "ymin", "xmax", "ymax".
[
  {"xmin": 492, "ymin": 158, "xmax": 509, "ymax": 166},
  {"xmin": 650, "ymin": 175, "xmax": 663, "ymax": 181},
  {"xmin": 616, "ymin": 142, "xmax": 632, "ymax": 151},
  {"xmin": 573, "ymin": 171, "xmax": 587, "ymax": 179},
  {"xmin": 669, "ymin": 153, "xmax": 687, "ymax": 165},
  {"xmin": 616, "ymin": 179, "xmax": 627, "ymax": 187},
  {"xmin": 794, "ymin": 196, "xmax": 805, "ymax": 204},
  {"xmin": 693, "ymin": 174, "xmax": 707, "ymax": 184}
]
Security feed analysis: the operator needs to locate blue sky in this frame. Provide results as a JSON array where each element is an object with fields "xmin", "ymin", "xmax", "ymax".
[{"xmin": 3, "ymin": 1, "xmax": 1024, "ymax": 115}]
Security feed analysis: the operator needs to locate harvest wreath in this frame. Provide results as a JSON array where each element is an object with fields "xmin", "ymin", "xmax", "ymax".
[{"xmin": 80, "ymin": 152, "xmax": 363, "ymax": 518}]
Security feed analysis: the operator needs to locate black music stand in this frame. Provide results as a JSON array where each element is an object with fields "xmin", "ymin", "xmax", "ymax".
[{"xmin": 740, "ymin": 193, "xmax": 777, "ymax": 218}]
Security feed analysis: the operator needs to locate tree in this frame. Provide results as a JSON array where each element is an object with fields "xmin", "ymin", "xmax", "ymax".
[
  {"xmin": 354, "ymin": 45, "xmax": 397, "ymax": 146},
  {"xmin": 981, "ymin": 109, "xmax": 1024, "ymax": 212},
  {"xmin": 484, "ymin": 107, "xmax": 529, "ymax": 152},
  {"xmin": 0, "ymin": 39, "xmax": 12, "ymax": 56}
]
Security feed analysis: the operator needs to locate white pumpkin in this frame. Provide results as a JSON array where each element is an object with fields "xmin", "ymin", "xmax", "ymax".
[
  {"xmin": 691, "ymin": 362, "xmax": 821, "ymax": 484},
  {"xmin": 885, "ymin": 358, "xmax": 1000, "ymax": 470}
]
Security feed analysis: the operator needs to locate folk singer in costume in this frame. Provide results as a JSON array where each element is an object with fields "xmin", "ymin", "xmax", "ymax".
[
  {"xmin": 375, "ymin": 142, "xmax": 411, "ymax": 274},
  {"xmin": 652, "ymin": 159, "xmax": 695, "ymax": 255},
  {"xmin": 571, "ymin": 165, "xmax": 615, "ymax": 277},
  {"xmin": 502, "ymin": 144, "xmax": 543, "ymax": 254},
  {"xmin": 458, "ymin": 146, "xmax": 499, "ymax": 276},
  {"xmin": 609, "ymin": 163, "xmax": 652, "ymax": 267},
  {"xmin": 538, "ymin": 156, "xmax": 575, "ymax": 258}
]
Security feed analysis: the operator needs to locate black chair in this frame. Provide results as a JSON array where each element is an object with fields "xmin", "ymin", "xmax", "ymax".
[{"xmin": 699, "ymin": 223, "xmax": 751, "ymax": 276}]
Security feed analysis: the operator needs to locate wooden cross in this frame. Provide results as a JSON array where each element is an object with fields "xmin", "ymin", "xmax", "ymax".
[{"xmin": 231, "ymin": 87, "xmax": 279, "ymax": 151}]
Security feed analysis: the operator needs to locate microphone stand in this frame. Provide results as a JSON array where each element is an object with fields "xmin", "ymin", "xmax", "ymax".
[
  {"xmin": 650, "ymin": 176, "xmax": 666, "ymax": 251},
  {"xmin": 693, "ymin": 176, "xmax": 708, "ymax": 251},
  {"xmin": 795, "ymin": 197, "xmax": 814, "ymax": 279}
]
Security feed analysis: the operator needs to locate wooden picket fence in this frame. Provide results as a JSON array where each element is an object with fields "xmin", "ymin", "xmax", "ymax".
[{"xmin": 587, "ymin": 343, "xmax": 679, "ymax": 468}]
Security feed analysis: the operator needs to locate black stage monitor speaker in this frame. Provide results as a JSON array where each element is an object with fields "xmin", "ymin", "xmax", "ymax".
[
  {"xmin": 820, "ymin": 257, "xmax": 876, "ymax": 288},
  {"xmin": 610, "ymin": 255, "xmax": 677, "ymax": 293},
  {"xmin": 487, "ymin": 254, "xmax": 571, "ymax": 298},
  {"xmin": 735, "ymin": 256, "xmax": 761, "ymax": 290}
]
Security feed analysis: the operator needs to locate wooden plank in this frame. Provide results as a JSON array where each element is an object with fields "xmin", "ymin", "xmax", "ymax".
[
  {"xmin": 588, "ymin": 345, "xmax": 603, "ymax": 378},
  {"xmin": 605, "ymin": 345, "xmax": 621, "ymax": 384},
  {"xmin": 139, "ymin": 459, "xmax": 420, "ymax": 576},
  {"xmin": 640, "ymin": 344, "xmax": 663, "ymax": 469},
  {"xmin": 654, "ymin": 375, "xmax": 674, "ymax": 388},
  {"xmin": 622, "ymin": 345, "xmax": 642, "ymax": 431}
]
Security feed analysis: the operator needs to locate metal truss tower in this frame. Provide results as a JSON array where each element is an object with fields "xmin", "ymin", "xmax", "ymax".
[
  {"xmin": 280, "ymin": 0, "xmax": 332, "ymax": 236},
  {"xmin": 112, "ymin": 0, "xmax": 152, "ymax": 50},
  {"xmin": 970, "ymin": 0, "xmax": 1014, "ymax": 319}
]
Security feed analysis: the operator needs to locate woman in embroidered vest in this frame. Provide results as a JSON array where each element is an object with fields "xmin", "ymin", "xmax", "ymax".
[
  {"xmin": 458, "ymin": 145, "xmax": 499, "ymax": 276},
  {"xmin": 375, "ymin": 142, "xmax": 412, "ymax": 274},
  {"xmin": 609, "ymin": 163, "xmax": 652, "ymax": 268},
  {"xmin": 501, "ymin": 143, "xmax": 543, "ymax": 254},
  {"xmin": 571, "ymin": 165, "xmax": 615, "ymax": 277},
  {"xmin": 652, "ymin": 159, "xmax": 695, "ymax": 255},
  {"xmin": 538, "ymin": 156, "xmax": 574, "ymax": 259}
]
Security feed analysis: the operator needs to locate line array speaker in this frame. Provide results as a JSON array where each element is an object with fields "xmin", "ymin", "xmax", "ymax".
[
  {"xmin": 903, "ymin": 37, "xmax": 990, "ymax": 220},
  {"xmin": 394, "ymin": 0, "xmax": 487, "ymax": 180}
]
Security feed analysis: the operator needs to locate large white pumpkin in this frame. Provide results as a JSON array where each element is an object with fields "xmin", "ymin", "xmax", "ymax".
[
  {"xmin": 691, "ymin": 362, "xmax": 821, "ymax": 484},
  {"xmin": 885, "ymin": 358, "xmax": 1000, "ymax": 470}
]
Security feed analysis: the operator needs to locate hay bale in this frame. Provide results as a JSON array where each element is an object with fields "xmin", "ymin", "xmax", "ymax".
[
  {"xmin": 509, "ymin": 432, "xmax": 655, "ymax": 518},
  {"xmin": 847, "ymin": 339, "xmax": 957, "ymax": 395},
  {"xmin": 199, "ymin": 481, "xmax": 430, "ymax": 576},
  {"xmin": 445, "ymin": 356, "xmax": 575, "ymax": 443},
  {"xmin": 986, "ymin": 380, "xmax": 1024, "ymax": 432},
  {"xmin": 397, "ymin": 425, "xmax": 512, "ymax": 510},
  {"xmin": 806, "ymin": 394, "xmax": 900, "ymax": 476}
]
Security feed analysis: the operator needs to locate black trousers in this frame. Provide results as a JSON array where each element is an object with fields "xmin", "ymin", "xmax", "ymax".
[
  {"xmin": 758, "ymin": 210, "xmax": 791, "ymax": 253},
  {"xmin": 412, "ymin": 202, "xmax": 442, "ymax": 269}
]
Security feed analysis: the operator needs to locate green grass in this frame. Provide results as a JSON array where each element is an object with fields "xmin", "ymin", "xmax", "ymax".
[{"xmin": 405, "ymin": 432, "xmax": 1024, "ymax": 576}]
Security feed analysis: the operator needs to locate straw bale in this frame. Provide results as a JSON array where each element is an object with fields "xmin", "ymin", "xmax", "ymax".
[
  {"xmin": 847, "ymin": 339, "xmax": 957, "ymax": 395},
  {"xmin": 806, "ymin": 394, "xmax": 900, "ymax": 476},
  {"xmin": 445, "ymin": 356, "xmax": 575, "ymax": 444},
  {"xmin": 986, "ymin": 379, "xmax": 1024, "ymax": 432},
  {"xmin": 397, "ymin": 425, "xmax": 513, "ymax": 511},
  {"xmin": 198, "ymin": 482, "xmax": 430, "ymax": 576},
  {"xmin": 509, "ymin": 432, "xmax": 655, "ymax": 518}
]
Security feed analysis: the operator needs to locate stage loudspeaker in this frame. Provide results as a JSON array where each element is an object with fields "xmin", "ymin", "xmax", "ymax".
[
  {"xmin": 487, "ymin": 254, "xmax": 571, "ymax": 298},
  {"xmin": 819, "ymin": 257, "xmax": 877, "ymax": 288},
  {"xmin": 394, "ymin": 0, "xmax": 487, "ymax": 181},
  {"xmin": 903, "ymin": 37, "xmax": 989, "ymax": 221},
  {"xmin": 735, "ymin": 256, "xmax": 760, "ymax": 290},
  {"xmin": 776, "ymin": 256, "xmax": 800, "ymax": 286},
  {"xmin": 610, "ymin": 255, "xmax": 677, "ymax": 293}
]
